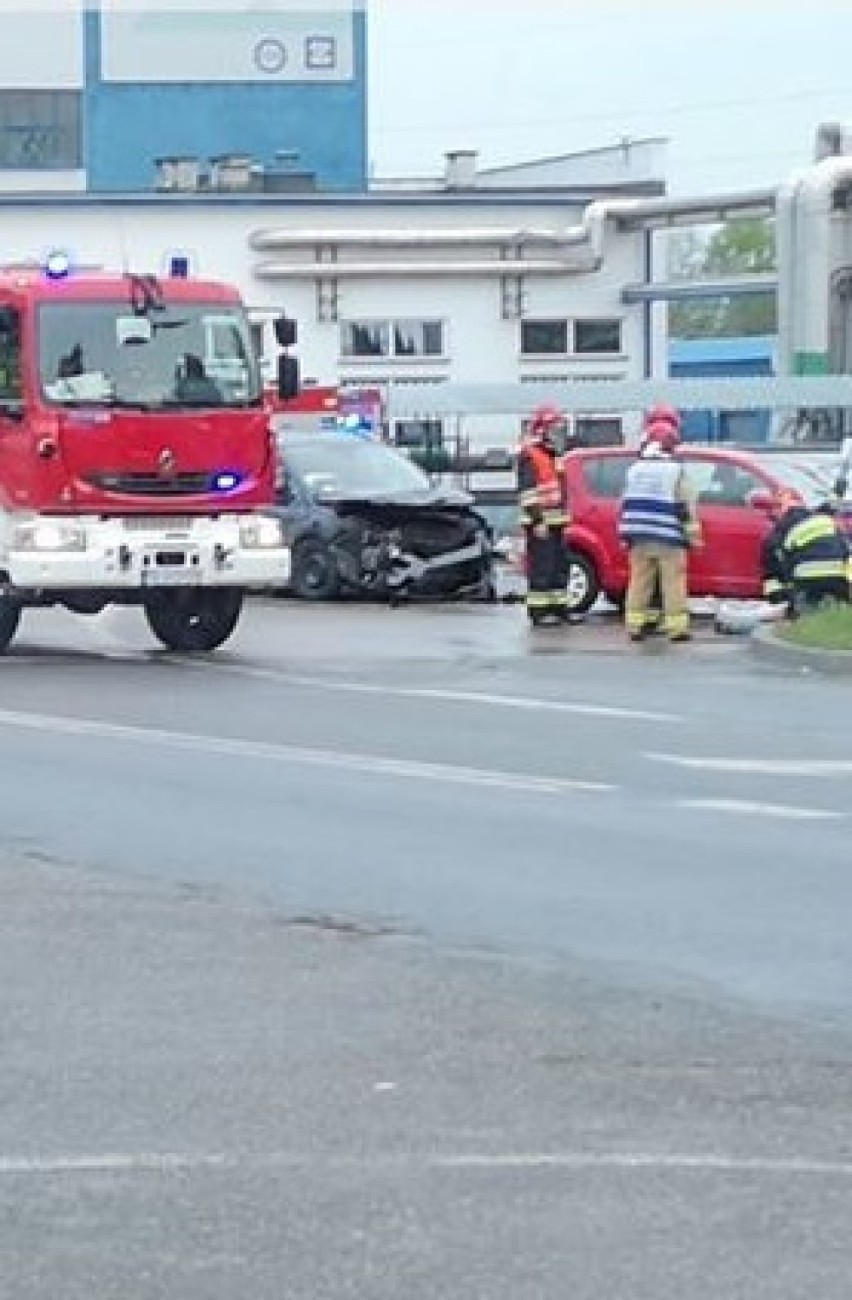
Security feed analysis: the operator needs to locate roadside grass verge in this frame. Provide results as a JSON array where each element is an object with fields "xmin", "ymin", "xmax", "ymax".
[{"xmin": 780, "ymin": 603, "xmax": 852, "ymax": 652}]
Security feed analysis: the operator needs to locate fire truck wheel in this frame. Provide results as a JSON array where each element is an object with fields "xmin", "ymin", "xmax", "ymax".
[
  {"xmin": 290, "ymin": 539, "xmax": 340, "ymax": 601},
  {"xmin": 0, "ymin": 599, "xmax": 20, "ymax": 654},
  {"xmin": 144, "ymin": 589, "xmax": 243, "ymax": 654}
]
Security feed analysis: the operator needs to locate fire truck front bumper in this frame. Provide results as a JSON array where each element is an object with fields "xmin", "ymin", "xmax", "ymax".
[{"xmin": 5, "ymin": 513, "xmax": 290, "ymax": 593}]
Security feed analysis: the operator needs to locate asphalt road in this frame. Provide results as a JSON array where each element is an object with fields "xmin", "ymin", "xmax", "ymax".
[{"xmin": 1, "ymin": 598, "xmax": 851, "ymax": 1298}]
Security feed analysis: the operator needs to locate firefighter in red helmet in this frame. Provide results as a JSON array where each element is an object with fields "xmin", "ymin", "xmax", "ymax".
[
  {"xmin": 619, "ymin": 408, "xmax": 700, "ymax": 642},
  {"xmin": 517, "ymin": 405, "xmax": 572, "ymax": 625}
]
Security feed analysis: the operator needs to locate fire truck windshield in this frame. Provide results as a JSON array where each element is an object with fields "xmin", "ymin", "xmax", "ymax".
[{"xmin": 37, "ymin": 301, "xmax": 262, "ymax": 409}]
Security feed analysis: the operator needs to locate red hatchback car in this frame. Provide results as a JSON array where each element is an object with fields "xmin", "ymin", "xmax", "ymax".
[{"xmin": 562, "ymin": 446, "xmax": 847, "ymax": 613}]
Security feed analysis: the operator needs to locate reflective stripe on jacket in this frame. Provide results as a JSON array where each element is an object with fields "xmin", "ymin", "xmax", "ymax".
[
  {"xmin": 784, "ymin": 513, "xmax": 849, "ymax": 583},
  {"xmin": 619, "ymin": 455, "xmax": 689, "ymax": 548},
  {"xmin": 517, "ymin": 443, "xmax": 569, "ymax": 526}
]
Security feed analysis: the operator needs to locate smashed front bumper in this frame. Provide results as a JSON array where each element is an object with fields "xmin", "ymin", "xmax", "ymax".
[{"xmin": 334, "ymin": 531, "xmax": 493, "ymax": 598}]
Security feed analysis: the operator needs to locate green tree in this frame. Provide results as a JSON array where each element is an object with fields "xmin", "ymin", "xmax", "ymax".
[{"xmin": 668, "ymin": 219, "xmax": 777, "ymax": 338}]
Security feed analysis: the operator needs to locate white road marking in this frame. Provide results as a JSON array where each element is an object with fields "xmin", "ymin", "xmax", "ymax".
[
  {"xmin": 649, "ymin": 753, "xmax": 852, "ymax": 777},
  {"xmin": 1, "ymin": 1150, "xmax": 850, "ymax": 1179},
  {"xmin": 0, "ymin": 707, "xmax": 614, "ymax": 797},
  {"xmin": 185, "ymin": 660, "xmax": 684, "ymax": 724},
  {"xmin": 430, "ymin": 1152, "xmax": 852, "ymax": 1176},
  {"xmin": 677, "ymin": 799, "xmax": 843, "ymax": 822}
]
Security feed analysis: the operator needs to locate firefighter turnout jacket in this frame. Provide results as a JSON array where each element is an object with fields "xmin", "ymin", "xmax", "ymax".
[
  {"xmin": 517, "ymin": 442, "xmax": 569, "ymax": 529},
  {"xmin": 761, "ymin": 505, "xmax": 850, "ymax": 602},
  {"xmin": 618, "ymin": 450, "xmax": 700, "ymax": 549}
]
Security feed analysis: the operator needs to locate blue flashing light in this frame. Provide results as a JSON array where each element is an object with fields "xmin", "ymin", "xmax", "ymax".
[
  {"xmin": 213, "ymin": 471, "xmax": 241, "ymax": 492},
  {"xmin": 44, "ymin": 250, "xmax": 72, "ymax": 281},
  {"xmin": 337, "ymin": 412, "xmax": 375, "ymax": 439}
]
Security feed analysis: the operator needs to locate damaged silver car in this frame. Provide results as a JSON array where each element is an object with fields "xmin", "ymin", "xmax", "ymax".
[{"xmin": 272, "ymin": 433, "xmax": 495, "ymax": 601}]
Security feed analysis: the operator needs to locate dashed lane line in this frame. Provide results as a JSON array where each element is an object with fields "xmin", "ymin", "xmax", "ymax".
[
  {"xmin": 648, "ymin": 753, "xmax": 852, "ymax": 777},
  {"xmin": 0, "ymin": 707, "xmax": 615, "ymax": 798},
  {"xmin": 1, "ymin": 1150, "xmax": 851, "ymax": 1179},
  {"xmin": 180, "ymin": 659, "xmax": 685, "ymax": 724},
  {"xmin": 676, "ymin": 798, "xmax": 844, "ymax": 822}
]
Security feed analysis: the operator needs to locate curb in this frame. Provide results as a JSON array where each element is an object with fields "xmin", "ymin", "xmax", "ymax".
[{"xmin": 749, "ymin": 624, "xmax": 852, "ymax": 677}]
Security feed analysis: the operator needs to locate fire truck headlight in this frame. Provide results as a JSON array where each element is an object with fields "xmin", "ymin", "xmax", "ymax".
[
  {"xmin": 239, "ymin": 515, "xmax": 283, "ymax": 550},
  {"xmin": 13, "ymin": 520, "xmax": 87, "ymax": 552}
]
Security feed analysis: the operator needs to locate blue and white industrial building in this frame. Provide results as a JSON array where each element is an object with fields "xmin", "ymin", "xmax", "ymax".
[{"xmin": 0, "ymin": 1, "xmax": 367, "ymax": 193}]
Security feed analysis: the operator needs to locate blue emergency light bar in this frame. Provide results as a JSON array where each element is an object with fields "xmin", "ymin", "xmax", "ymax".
[{"xmin": 44, "ymin": 250, "xmax": 72, "ymax": 280}]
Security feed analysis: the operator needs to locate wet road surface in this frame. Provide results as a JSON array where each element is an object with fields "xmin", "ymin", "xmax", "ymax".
[{"xmin": 1, "ymin": 598, "xmax": 851, "ymax": 1298}]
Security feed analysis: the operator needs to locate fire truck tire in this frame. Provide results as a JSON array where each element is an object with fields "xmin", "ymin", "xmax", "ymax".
[
  {"xmin": 0, "ymin": 599, "xmax": 20, "ymax": 654},
  {"xmin": 144, "ymin": 588, "xmax": 243, "ymax": 654},
  {"xmin": 290, "ymin": 539, "xmax": 340, "ymax": 601}
]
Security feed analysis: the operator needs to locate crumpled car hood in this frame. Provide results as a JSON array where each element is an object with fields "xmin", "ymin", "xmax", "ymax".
[{"xmin": 315, "ymin": 488, "xmax": 476, "ymax": 514}]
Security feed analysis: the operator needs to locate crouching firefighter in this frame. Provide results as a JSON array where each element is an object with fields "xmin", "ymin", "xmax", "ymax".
[
  {"xmin": 761, "ymin": 491, "xmax": 850, "ymax": 615},
  {"xmin": 517, "ymin": 405, "xmax": 572, "ymax": 625},
  {"xmin": 619, "ymin": 409, "xmax": 700, "ymax": 643}
]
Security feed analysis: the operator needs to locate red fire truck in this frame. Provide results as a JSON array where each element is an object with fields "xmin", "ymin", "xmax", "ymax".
[{"xmin": 0, "ymin": 258, "xmax": 297, "ymax": 654}]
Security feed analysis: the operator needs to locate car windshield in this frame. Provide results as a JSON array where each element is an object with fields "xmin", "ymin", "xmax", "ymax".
[
  {"xmin": 38, "ymin": 300, "xmax": 262, "ymax": 408},
  {"xmin": 283, "ymin": 437, "xmax": 433, "ymax": 498}
]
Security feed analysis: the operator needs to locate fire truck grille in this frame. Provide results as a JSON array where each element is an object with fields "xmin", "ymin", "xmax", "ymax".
[{"xmin": 86, "ymin": 472, "xmax": 212, "ymax": 497}]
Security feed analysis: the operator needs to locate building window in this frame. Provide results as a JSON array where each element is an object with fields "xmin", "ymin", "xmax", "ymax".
[
  {"xmin": 341, "ymin": 319, "xmax": 445, "ymax": 360},
  {"xmin": 573, "ymin": 318, "xmax": 622, "ymax": 355},
  {"xmin": 393, "ymin": 319, "xmax": 444, "ymax": 357},
  {"xmin": 520, "ymin": 319, "xmax": 568, "ymax": 356},
  {"xmin": 575, "ymin": 417, "xmax": 624, "ymax": 447},
  {"xmin": 341, "ymin": 321, "xmax": 389, "ymax": 358},
  {"xmin": 393, "ymin": 418, "xmax": 444, "ymax": 450},
  {"xmin": 0, "ymin": 90, "xmax": 81, "ymax": 170}
]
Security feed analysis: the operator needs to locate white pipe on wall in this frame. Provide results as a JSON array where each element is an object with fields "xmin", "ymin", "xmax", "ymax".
[
  {"xmin": 253, "ymin": 257, "xmax": 597, "ymax": 278},
  {"xmin": 775, "ymin": 168, "xmax": 809, "ymax": 377},
  {"xmin": 797, "ymin": 156, "xmax": 852, "ymax": 367}
]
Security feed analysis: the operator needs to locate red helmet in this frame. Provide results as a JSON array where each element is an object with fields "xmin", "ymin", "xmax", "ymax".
[
  {"xmin": 529, "ymin": 405, "xmax": 566, "ymax": 441},
  {"xmin": 645, "ymin": 404, "xmax": 682, "ymax": 435}
]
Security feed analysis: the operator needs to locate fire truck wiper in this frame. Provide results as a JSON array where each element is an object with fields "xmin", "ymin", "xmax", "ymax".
[{"xmin": 53, "ymin": 396, "xmax": 174, "ymax": 413}]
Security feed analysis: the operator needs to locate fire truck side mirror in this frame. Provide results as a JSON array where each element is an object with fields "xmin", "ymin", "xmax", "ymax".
[
  {"xmin": 277, "ymin": 353, "xmax": 300, "ymax": 401},
  {"xmin": 273, "ymin": 315, "xmax": 297, "ymax": 349}
]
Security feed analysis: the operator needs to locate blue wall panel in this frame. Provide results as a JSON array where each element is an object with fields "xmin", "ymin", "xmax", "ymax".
[
  {"xmin": 669, "ymin": 337, "xmax": 775, "ymax": 443},
  {"xmin": 82, "ymin": 9, "xmax": 367, "ymax": 193}
]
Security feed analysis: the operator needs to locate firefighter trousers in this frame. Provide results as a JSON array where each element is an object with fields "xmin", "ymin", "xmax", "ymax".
[
  {"xmin": 791, "ymin": 576, "xmax": 850, "ymax": 615},
  {"xmin": 625, "ymin": 542, "xmax": 689, "ymax": 639},
  {"xmin": 525, "ymin": 525, "xmax": 569, "ymax": 614}
]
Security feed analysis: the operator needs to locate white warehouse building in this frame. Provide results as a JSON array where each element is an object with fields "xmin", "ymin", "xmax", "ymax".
[{"xmin": 0, "ymin": 138, "xmax": 693, "ymax": 451}]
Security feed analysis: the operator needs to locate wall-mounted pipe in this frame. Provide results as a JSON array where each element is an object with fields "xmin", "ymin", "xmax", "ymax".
[
  {"xmin": 250, "ymin": 227, "xmax": 587, "ymax": 249},
  {"xmin": 775, "ymin": 167, "xmax": 809, "ymax": 377},
  {"xmin": 621, "ymin": 274, "xmax": 777, "ymax": 303},
  {"xmin": 248, "ymin": 188, "xmax": 777, "ymax": 266},
  {"xmin": 252, "ymin": 257, "xmax": 598, "ymax": 279},
  {"xmin": 797, "ymin": 156, "xmax": 852, "ymax": 369}
]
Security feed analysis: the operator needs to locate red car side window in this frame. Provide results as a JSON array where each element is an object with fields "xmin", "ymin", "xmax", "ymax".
[
  {"xmin": 683, "ymin": 458, "xmax": 764, "ymax": 507},
  {"xmin": 581, "ymin": 456, "xmax": 629, "ymax": 499}
]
